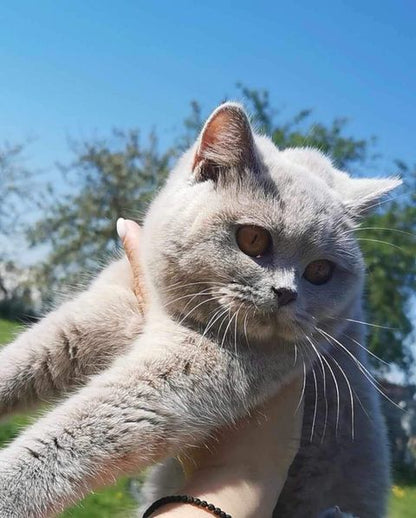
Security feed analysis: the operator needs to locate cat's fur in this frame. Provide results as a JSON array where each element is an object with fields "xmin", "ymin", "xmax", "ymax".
[{"xmin": 0, "ymin": 103, "xmax": 399, "ymax": 517}]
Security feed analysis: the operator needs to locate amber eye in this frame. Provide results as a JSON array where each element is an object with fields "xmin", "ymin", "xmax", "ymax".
[
  {"xmin": 236, "ymin": 225, "xmax": 272, "ymax": 257},
  {"xmin": 303, "ymin": 260, "xmax": 335, "ymax": 285}
]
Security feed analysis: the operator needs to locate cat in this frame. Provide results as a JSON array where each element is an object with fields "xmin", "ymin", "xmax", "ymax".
[{"xmin": 0, "ymin": 102, "xmax": 400, "ymax": 517}]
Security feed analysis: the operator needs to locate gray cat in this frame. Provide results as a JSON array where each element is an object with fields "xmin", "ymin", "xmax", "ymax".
[{"xmin": 0, "ymin": 103, "xmax": 399, "ymax": 517}]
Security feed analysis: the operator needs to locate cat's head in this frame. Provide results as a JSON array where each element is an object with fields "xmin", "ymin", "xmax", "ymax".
[{"xmin": 142, "ymin": 103, "xmax": 400, "ymax": 346}]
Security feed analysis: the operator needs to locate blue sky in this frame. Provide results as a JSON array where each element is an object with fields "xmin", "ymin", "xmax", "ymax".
[
  {"xmin": 1, "ymin": 1, "xmax": 415, "ymax": 379},
  {"xmin": 1, "ymin": 0, "xmax": 415, "ymax": 177}
]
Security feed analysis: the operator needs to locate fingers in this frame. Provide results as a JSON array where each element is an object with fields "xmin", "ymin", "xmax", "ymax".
[{"xmin": 117, "ymin": 218, "xmax": 148, "ymax": 312}]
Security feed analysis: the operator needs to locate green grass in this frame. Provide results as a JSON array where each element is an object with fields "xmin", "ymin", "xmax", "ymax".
[
  {"xmin": 389, "ymin": 484, "xmax": 416, "ymax": 518},
  {"xmin": 60, "ymin": 478, "xmax": 135, "ymax": 518},
  {"xmin": 1, "ymin": 318, "xmax": 416, "ymax": 516},
  {"xmin": 0, "ymin": 319, "xmax": 136, "ymax": 517},
  {"xmin": 0, "ymin": 318, "xmax": 21, "ymax": 344}
]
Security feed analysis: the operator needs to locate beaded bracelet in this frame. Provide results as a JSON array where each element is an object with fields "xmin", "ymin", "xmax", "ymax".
[{"xmin": 142, "ymin": 495, "xmax": 232, "ymax": 517}]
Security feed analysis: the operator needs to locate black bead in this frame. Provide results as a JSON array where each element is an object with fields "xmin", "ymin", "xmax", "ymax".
[{"xmin": 141, "ymin": 495, "xmax": 231, "ymax": 518}]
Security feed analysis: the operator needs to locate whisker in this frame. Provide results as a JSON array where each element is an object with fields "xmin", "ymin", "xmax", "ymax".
[
  {"xmin": 362, "ymin": 192, "xmax": 407, "ymax": 212},
  {"xmin": 350, "ymin": 382, "xmax": 374, "ymax": 426},
  {"xmin": 189, "ymin": 306, "xmax": 231, "ymax": 364},
  {"xmin": 221, "ymin": 307, "xmax": 237, "ymax": 350},
  {"xmin": 320, "ymin": 350, "xmax": 340, "ymax": 438},
  {"xmin": 317, "ymin": 327, "xmax": 405, "ymax": 412},
  {"xmin": 233, "ymin": 305, "xmax": 243, "ymax": 356},
  {"xmin": 354, "ymin": 227, "xmax": 416, "ymax": 239},
  {"xmin": 356, "ymin": 237, "xmax": 406, "ymax": 252},
  {"xmin": 178, "ymin": 296, "xmax": 220, "ymax": 326},
  {"xmin": 217, "ymin": 309, "xmax": 233, "ymax": 346},
  {"xmin": 310, "ymin": 367, "xmax": 318, "ymax": 442},
  {"xmin": 341, "ymin": 332, "xmax": 390, "ymax": 366},
  {"xmin": 295, "ymin": 351, "xmax": 306, "ymax": 415},
  {"xmin": 305, "ymin": 335, "xmax": 328, "ymax": 442},
  {"xmin": 243, "ymin": 309, "xmax": 251, "ymax": 350},
  {"xmin": 162, "ymin": 280, "xmax": 229, "ymax": 293},
  {"xmin": 329, "ymin": 316, "xmax": 397, "ymax": 331},
  {"xmin": 326, "ymin": 353, "xmax": 355, "ymax": 440},
  {"xmin": 164, "ymin": 288, "xmax": 221, "ymax": 307},
  {"xmin": 201, "ymin": 307, "xmax": 229, "ymax": 341}
]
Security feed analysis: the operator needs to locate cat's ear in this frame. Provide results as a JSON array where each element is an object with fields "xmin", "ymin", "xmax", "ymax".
[
  {"xmin": 192, "ymin": 102, "xmax": 259, "ymax": 182},
  {"xmin": 342, "ymin": 176, "xmax": 402, "ymax": 217}
]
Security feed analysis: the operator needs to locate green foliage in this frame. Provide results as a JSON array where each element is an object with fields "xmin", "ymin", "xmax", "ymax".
[
  {"xmin": 238, "ymin": 86, "xmax": 415, "ymax": 373},
  {"xmin": 0, "ymin": 414, "xmax": 32, "ymax": 449},
  {"xmin": 60, "ymin": 478, "xmax": 135, "ymax": 518},
  {"xmin": 175, "ymin": 100, "xmax": 203, "ymax": 153},
  {"xmin": 27, "ymin": 86, "xmax": 415, "ymax": 373},
  {"xmin": 0, "ymin": 143, "xmax": 39, "ymax": 319},
  {"xmin": 29, "ymin": 130, "xmax": 171, "ymax": 289},
  {"xmin": 0, "ymin": 318, "xmax": 21, "ymax": 344},
  {"xmin": 0, "ymin": 319, "xmax": 32, "ymax": 452},
  {"xmin": 360, "ymin": 179, "xmax": 416, "ymax": 372},
  {"xmin": 237, "ymin": 84, "xmax": 376, "ymax": 170},
  {"xmin": 389, "ymin": 484, "xmax": 416, "ymax": 518},
  {"xmin": 0, "ymin": 261, "xmax": 37, "ymax": 321},
  {"xmin": 0, "ymin": 142, "xmax": 33, "ymax": 235}
]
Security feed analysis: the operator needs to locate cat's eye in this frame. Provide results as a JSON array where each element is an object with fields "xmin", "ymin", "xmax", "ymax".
[
  {"xmin": 303, "ymin": 260, "xmax": 335, "ymax": 285},
  {"xmin": 236, "ymin": 225, "xmax": 272, "ymax": 257}
]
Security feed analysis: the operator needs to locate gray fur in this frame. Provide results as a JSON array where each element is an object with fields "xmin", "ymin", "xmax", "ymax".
[
  {"xmin": 0, "ymin": 102, "xmax": 399, "ymax": 517},
  {"xmin": 0, "ymin": 258, "xmax": 141, "ymax": 418}
]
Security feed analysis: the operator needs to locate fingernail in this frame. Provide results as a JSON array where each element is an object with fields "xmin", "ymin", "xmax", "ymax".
[{"xmin": 116, "ymin": 218, "xmax": 126, "ymax": 239}]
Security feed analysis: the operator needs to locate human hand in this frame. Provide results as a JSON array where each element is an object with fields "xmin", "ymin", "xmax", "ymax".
[
  {"xmin": 117, "ymin": 217, "xmax": 148, "ymax": 313},
  {"xmin": 118, "ymin": 217, "xmax": 304, "ymax": 517},
  {"xmin": 169, "ymin": 377, "xmax": 304, "ymax": 518}
]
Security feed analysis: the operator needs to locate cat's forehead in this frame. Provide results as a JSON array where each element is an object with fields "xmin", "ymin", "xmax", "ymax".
[
  {"xmin": 257, "ymin": 137, "xmax": 338, "ymax": 196},
  {"xmin": 254, "ymin": 138, "xmax": 345, "ymax": 225},
  {"xmin": 211, "ymin": 142, "xmax": 344, "ymax": 231},
  {"xmin": 211, "ymin": 180, "xmax": 344, "ymax": 248}
]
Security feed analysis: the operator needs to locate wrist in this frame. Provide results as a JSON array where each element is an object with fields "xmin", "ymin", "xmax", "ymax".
[{"xmin": 151, "ymin": 465, "xmax": 279, "ymax": 517}]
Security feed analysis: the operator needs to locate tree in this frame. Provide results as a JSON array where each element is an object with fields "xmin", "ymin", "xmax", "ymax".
[
  {"xmin": 29, "ymin": 130, "xmax": 171, "ymax": 290},
  {"xmin": 0, "ymin": 142, "xmax": 33, "ymax": 236},
  {"xmin": 237, "ymin": 84, "xmax": 376, "ymax": 171},
  {"xmin": 29, "ymin": 86, "xmax": 415, "ymax": 373},
  {"xmin": 0, "ymin": 142, "xmax": 38, "ymax": 319},
  {"xmin": 238, "ymin": 86, "xmax": 415, "ymax": 374},
  {"xmin": 359, "ymin": 163, "xmax": 416, "ymax": 373}
]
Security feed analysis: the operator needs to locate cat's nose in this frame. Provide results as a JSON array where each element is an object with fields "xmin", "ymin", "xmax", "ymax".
[{"xmin": 271, "ymin": 287, "xmax": 297, "ymax": 306}]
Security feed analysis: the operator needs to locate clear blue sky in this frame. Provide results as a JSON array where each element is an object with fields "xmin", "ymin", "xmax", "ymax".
[
  {"xmin": 1, "ymin": 0, "xmax": 415, "ymax": 177},
  {"xmin": 1, "ymin": 1, "xmax": 415, "ymax": 379}
]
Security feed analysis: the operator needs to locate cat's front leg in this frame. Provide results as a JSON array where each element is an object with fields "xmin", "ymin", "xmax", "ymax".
[
  {"xmin": 0, "ymin": 332, "xmax": 237, "ymax": 517},
  {"xmin": 0, "ymin": 258, "xmax": 143, "ymax": 418}
]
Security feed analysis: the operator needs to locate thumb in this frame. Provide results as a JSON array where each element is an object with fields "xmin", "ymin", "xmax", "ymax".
[{"xmin": 117, "ymin": 218, "xmax": 148, "ymax": 312}]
